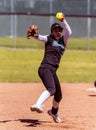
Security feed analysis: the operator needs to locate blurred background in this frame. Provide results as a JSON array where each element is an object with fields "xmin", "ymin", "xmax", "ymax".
[
  {"xmin": 0, "ymin": 0, "xmax": 96, "ymax": 82},
  {"xmin": 0, "ymin": 0, "xmax": 96, "ymax": 50}
]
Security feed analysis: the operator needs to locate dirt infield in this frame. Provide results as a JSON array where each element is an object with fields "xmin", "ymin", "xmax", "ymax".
[{"xmin": 0, "ymin": 83, "xmax": 96, "ymax": 130}]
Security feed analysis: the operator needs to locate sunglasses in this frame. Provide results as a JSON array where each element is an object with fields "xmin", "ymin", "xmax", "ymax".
[{"xmin": 53, "ymin": 28, "xmax": 63, "ymax": 33}]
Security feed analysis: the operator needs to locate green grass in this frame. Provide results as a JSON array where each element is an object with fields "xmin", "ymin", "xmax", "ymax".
[
  {"xmin": 68, "ymin": 37, "xmax": 96, "ymax": 50},
  {"xmin": 0, "ymin": 37, "xmax": 44, "ymax": 49},
  {"xmin": 0, "ymin": 49, "xmax": 42, "ymax": 82},
  {"xmin": 0, "ymin": 37, "xmax": 96, "ymax": 50},
  {"xmin": 58, "ymin": 51, "xmax": 96, "ymax": 82},
  {"xmin": 0, "ymin": 49, "xmax": 96, "ymax": 82}
]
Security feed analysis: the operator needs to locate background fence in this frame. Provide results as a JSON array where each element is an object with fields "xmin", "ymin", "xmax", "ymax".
[{"xmin": 0, "ymin": 0, "xmax": 96, "ymax": 50}]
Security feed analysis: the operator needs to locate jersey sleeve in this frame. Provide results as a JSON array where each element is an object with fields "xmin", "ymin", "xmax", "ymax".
[
  {"xmin": 63, "ymin": 19, "xmax": 72, "ymax": 44},
  {"xmin": 37, "ymin": 35, "xmax": 48, "ymax": 43}
]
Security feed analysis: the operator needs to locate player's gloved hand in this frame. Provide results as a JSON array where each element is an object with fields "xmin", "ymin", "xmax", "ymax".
[{"xmin": 26, "ymin": 25, "xmax": 38, "ymax": 39}]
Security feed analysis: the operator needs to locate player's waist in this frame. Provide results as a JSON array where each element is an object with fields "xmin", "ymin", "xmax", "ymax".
[{"xmin": 40, "ymin": 62, "xmax": 58, "ymax": 71}]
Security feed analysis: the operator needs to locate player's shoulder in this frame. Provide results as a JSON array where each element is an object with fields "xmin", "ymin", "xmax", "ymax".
[{"xmin": 45, "ymin": 34, "xmax": 54, "ymax": 44}]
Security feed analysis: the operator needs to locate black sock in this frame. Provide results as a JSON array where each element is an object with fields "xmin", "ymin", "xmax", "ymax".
[{"xmin": 52, "ymin": 107, "xmax": 58, "ymax": 115}]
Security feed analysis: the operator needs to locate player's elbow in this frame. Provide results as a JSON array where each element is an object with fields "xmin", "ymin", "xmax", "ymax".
[
  {"xmin": 69, "ymin": 29, "xmax": 72, "ymax": 36},
  {"xmin": 66, "ymin": 29, "xmax": 72, "ymax": 38}
]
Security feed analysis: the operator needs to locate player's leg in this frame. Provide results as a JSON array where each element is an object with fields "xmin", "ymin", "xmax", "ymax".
[
  {"xmin": 30, "ymin": 90, "xmax": 50, "ymax": 113},
  {"xmin": 48, "ymin": 73, "xmax": 62, "ymax": 123},
  {"xmin": 30, "ymin": 67, "xmax": 56, "ymax": 113}
]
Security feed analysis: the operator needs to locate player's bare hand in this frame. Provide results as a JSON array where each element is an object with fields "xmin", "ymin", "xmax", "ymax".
[{"xmin": 56, "ymin": 12, "xmax": 64, "ymax": 22}]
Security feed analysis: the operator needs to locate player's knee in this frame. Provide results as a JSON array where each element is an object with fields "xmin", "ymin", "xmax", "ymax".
[
  {"xmin": 48, "ymin": 88, "xmax": 56, "ymax": 96},
  {"xmin": 54, "ymin": 94, "xmax": 62, "ymax": 102}
]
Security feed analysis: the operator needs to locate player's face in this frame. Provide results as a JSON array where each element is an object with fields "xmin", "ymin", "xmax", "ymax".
[{"xmin": 52, "ymin": 28, "xmax": 62, "ymax": 41}]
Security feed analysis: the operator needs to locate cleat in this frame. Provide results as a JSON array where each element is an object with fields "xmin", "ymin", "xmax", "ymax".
[
  {"xmin": 30, "ymin": 104, "xmax": 43, "ymax": 113},
  {"xmin": 47, "ymin": 110, "xmax": 61, "ymax": 123}
]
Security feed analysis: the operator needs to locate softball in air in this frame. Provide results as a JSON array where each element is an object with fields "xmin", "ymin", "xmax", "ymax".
[{"xmin": 56, "ymin": 12, "xmax": 64, "ymax": 20}]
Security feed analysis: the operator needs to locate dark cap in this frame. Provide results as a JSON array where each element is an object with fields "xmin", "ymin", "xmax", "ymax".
[{"xmin": 51, "ymin": 23, "xmax": 63, "ymax": 32}]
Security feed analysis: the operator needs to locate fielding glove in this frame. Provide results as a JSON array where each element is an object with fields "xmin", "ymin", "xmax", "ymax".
[{"xmin": 27, "ymin": 25, "xmax": 38, "ymax": 39}]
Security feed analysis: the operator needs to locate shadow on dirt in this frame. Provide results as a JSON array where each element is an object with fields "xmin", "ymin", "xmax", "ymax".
[
  {"xmin": 88, "ymin": 95, "xmax": 96, "ymax": 97},
  {"xmin": 19, "ymin": 119, "xmax": 50, "ymax": 127},
  {"xmin": 0, "ymin": 120, "xmax": 12, "ymax": 123},
  {"xmin": 0, "ymin": 119, "xmax": 51, "ymax": 127},
  {"xmin": 0, "ymin": 119, "xmax": 77, "ymax": 129}
]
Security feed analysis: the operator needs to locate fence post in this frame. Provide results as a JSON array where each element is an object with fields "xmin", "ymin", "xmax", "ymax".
[
  {"xmin": 11, "ymin": 0, "xmax": 14, "ymax": 37},
  {"xmin": 14, "ymin": 15, "xmax": 17, "ymax": 49},
  {"xmin": 87, "ymin": 0, "xmax": 91, "ymax": 50}
]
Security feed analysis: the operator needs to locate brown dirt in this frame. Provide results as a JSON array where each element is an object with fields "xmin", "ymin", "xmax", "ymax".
[{"xmin": 0, "ymin": 83, "xmax": 96, "ymax": 130}]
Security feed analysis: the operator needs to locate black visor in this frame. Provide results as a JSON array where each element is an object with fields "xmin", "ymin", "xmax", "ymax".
[{"xmin": 51, "ymin": 23, "xmax": 63, "ymax": 32}]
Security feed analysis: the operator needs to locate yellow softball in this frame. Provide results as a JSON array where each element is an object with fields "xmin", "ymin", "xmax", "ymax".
[{"xmin": 56, "ymin": 12, "xmax": 64, "ymax": 20}]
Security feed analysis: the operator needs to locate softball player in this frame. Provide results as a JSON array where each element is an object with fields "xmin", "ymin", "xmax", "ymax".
[{"xmin": 27, "ymin": 12, "xmax": 72, "ymax": 123}]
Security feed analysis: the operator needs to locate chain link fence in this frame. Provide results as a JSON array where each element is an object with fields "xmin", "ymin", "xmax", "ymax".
[{"xmin": 0, "ymin": 0, "xmax": 96, "ymax": 50}]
